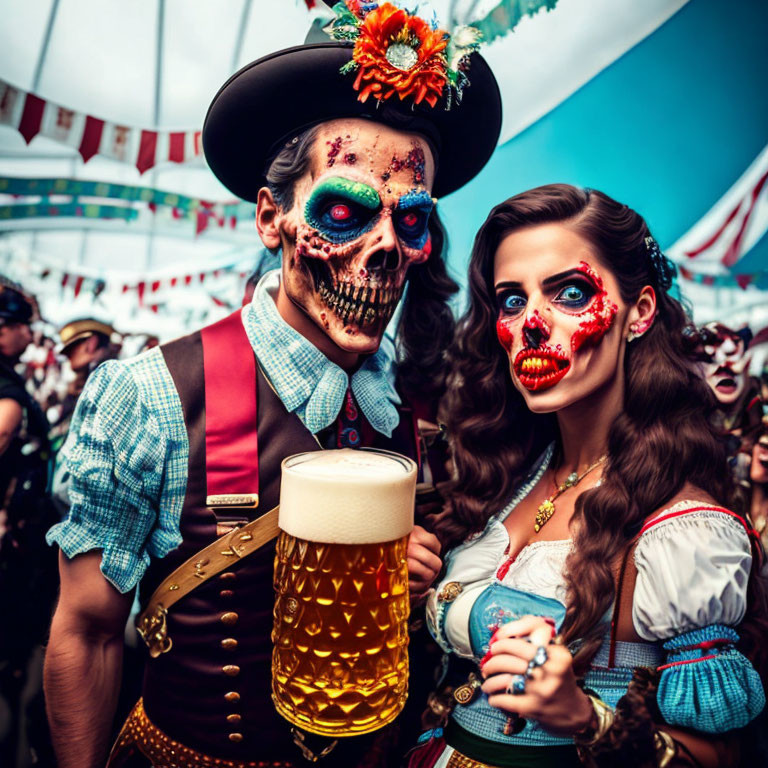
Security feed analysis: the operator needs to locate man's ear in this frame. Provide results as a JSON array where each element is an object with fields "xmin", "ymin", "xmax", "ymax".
[{"xmin": 256, "ymin": 187, "xmax": 282, "ymax": 250}]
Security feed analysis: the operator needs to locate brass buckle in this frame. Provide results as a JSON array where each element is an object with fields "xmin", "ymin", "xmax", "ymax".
[
  {"xmin": 437, "ymin": 581, "xmax": 462, "ymax": 603},
  {"xmin": 137, "ymin": 604, "xmax": 172, "ymax": 659},
  {"xmin": 453, "ymin": 672, "xmax": 482, "ymax": 706},
  {"xmin": 290, "ymin": 728, "xmax": 338, "ymax": 763},
  {"xmin": 206, "ymin": 493, "xmax": 259, "ymax": 508},
  {"xmin": 219, "ymin": 526, "xmax": 256, "ymax": 559}
]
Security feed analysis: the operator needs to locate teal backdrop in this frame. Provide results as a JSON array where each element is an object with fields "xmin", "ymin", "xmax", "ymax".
[{"xmin": 440, "ymin": 0, "xmax": 768, "ymax": 285}]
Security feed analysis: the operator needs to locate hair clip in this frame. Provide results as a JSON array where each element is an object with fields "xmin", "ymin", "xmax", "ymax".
[{"xmin": 644, "ymin": 236, "xmax": 676, "ymax": 291}]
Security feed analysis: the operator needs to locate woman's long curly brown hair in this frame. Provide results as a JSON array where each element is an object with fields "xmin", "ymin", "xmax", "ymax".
[{"xmin": 439, "ymin": 184, "xmax": 768, "ymax": 674}]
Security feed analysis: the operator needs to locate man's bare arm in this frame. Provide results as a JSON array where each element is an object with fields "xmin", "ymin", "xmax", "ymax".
[{"xmin": 44, "ymin": 550, "xmax": 135, "ymax": 768}]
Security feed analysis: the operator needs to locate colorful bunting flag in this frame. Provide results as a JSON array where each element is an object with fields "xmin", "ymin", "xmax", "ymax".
[{"xmin": 0, "ymin": 80, "xmax": 203, "ymax": 174}]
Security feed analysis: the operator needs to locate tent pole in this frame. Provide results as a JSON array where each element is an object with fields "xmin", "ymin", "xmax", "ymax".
[
  {"xmin": 231, "ymin": 0, "xmax": 252, "ymax": 74},
  {"xmin": 154, "ymin": 0, "xmax": 165, "ymax": 127},
  {"xmin": 32, "ymin": 0, "xmax": 61, "ymax": 92}
]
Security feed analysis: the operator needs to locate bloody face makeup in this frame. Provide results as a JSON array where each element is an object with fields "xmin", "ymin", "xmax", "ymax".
[
  {"xmin": 493, "ymin": 225, "xmax": 627, "ymax": 412},
  {"xmin": 276, "ymin": 119, "xmax": 435, "ymax": 354},
  {"xmin": 569, "ymin": 262, "xmax": 618, "ymax": 352}
]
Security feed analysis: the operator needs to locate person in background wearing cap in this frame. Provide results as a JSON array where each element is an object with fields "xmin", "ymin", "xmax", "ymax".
[
  {"xmin": 51, "ymin": 318, "xmax": 121, "ymax": 440},
  {"xmin": 59, "ymin": 318, "xmax": 121, "ymax": 400},
  {"xmin": 44, "ymin": 3, "xmax": 502, "ymax": 767},
  {"xmin": 0, "ymin": 283, "xmax": 57, "ymax": 768},
  {"xmin": 49, "ymin": 319, "xmax": 121, "ymax": 515}
]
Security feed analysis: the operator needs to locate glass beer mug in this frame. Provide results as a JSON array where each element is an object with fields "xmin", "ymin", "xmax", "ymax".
[{"xmin": 272, "ymin": 448, "xmax": 416, "ymax": 737}]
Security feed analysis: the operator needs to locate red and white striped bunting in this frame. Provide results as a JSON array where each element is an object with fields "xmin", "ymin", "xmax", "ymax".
[
  {"xmin": 667, "ymin": 143, "xmax": 768, "ymax": 288},
  {"xmin": 0, "ymin": 79, "xmax": 203, "ymax": 173}
]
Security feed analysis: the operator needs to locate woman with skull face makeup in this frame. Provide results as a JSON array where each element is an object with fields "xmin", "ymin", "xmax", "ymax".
[{"xmin": 412, "ymin": 185, "xmax": 768, "ymax": 768}]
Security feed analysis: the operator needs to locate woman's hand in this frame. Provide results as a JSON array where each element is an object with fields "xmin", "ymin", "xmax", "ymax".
[
  {"xmin": 407, "ymin": 525, "xmax": 442, "ymax": 597},
  {"xmin": 480, "ymin": 615, "xmax": 594, "ymax": 736}
]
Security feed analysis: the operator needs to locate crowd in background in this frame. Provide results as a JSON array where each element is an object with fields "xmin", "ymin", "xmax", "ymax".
[{"xmin": 1, "ymin": 270, "xmax": 767, "ymax": 766}]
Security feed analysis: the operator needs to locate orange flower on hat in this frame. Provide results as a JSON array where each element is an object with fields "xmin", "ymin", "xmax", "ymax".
[{"xmin": 351, "ymin": 3, "xmax": 448, "ymax": 107}]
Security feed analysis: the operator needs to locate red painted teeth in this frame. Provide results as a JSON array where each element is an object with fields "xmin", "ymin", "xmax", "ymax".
[{"xmin": 512, "ymin": 348, "xmax": 570, "ymax": 392}]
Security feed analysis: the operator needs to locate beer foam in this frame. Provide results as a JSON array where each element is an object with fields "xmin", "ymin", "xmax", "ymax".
[{"xmin": 279, "ymin": 448, "xmax": 416, "ymax": 544}]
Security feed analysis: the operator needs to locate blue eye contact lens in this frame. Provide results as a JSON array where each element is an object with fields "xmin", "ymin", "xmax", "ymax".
[
  {"xmin": 503, "ymin": 294, "xmax": 526, "ymax": 311},
  {"xmin": 556, "ymin": 284, "xmax": 592, "ymax": 308}
]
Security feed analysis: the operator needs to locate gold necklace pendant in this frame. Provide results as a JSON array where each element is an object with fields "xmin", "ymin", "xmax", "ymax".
[
  {"xmin": 534, "ymin": 499, "xmax": 556, "ymax": 532},
  {"xmin": 533, "ymin": 454, "xmax": 607, "ymax": 534}
]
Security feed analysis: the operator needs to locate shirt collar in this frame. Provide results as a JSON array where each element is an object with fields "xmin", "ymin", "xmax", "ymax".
[{"xmin": 242, "ymin": 270, "xmax": 401, "ymax": 436}]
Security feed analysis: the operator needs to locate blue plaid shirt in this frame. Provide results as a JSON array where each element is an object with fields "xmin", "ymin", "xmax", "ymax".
[{"xmin": 47, "ymin": 270, "xmax": 401, "ymax": 593}]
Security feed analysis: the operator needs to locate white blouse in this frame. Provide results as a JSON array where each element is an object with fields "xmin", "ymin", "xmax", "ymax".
[
  {"xmin": 428, "ymin": 493, "xmax": 752, "ymax": 656},
  {"xmin": 632, "ymin": 502, "xmax": 752, "ymax": 640}
]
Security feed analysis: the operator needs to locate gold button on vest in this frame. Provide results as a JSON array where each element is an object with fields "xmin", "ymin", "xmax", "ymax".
[
  {"xmin": 221, "ymin": 638, "xmax": 238, "ymax": 650},
  {"xmin": 228, "ymin": 733, "xmax": 244, "ymax": 743},
  {"xmin": 220, "ymin": 612, "xmax": 239, "ymax": 625},
  {"xmin": 224, "ymin": 691, "xmax": 240, "ymax": 703},
  {"xmin": 222, "ymin": 665, "xmax": 240, "ymax": 677},
  {"xmin": 226, "ymin": 713, "xmax": 242, "ymax": 724}
]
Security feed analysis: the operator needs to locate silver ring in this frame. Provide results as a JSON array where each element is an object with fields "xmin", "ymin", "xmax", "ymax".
[
  {"xmin": 507, "ymin": 674, "xmax": 526, "ymax": 696},
  {"xmin": 526, "ymin": 645, "xmax": 549, "ymax": 678}
]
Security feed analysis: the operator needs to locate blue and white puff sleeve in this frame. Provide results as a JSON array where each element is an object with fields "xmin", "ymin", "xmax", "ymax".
[{"xmin": 632, "ymin": 504, "xmax": 764, "ymax": 732}]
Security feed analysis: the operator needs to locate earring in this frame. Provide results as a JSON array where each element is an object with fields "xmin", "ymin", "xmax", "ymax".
[{"xmin": 627, "ymin": 325, "xmax": 640, "ymax": 342}]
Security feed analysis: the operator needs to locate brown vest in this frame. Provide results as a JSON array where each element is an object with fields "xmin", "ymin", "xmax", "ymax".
[{"xmin": 139, "ymin": 325, "xmax": 420, "ymax": 762}]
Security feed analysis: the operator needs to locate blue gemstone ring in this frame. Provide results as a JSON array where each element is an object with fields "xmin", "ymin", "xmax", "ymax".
[
  {"xmin": 526, "ymin": 645, "xmax": 549, "ymax": 678},
  {"xmin": 507, "ymin": 674, "xmax": 526, "ymax": 696}
]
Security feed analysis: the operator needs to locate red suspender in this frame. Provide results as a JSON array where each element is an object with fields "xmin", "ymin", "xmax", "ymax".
[{"xmin": 200, "ymin": 310, "xmax": 259, "ymax": 509}]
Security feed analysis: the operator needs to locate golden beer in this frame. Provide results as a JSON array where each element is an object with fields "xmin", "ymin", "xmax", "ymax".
[{"xmin": 272, "ymin": 448, "xmax": 416, "ymax": 737}]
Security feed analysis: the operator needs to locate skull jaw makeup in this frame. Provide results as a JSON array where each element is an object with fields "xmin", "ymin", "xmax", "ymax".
[
  {"xmin": 284, "ymin": 223, "xmax": 430, "ymax": 355},
  {"xmin": 276, "ymin": 120, "xmax": 435, "ymax": 356}
]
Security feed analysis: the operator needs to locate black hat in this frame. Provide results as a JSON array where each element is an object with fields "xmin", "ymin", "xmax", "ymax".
[
  {"xmin": 203, "ymin": 11, "xmax": 501, "ymax": 202},
  {"xmin": 0, "ymin": 286, "xmax": 33, "ymax": 326}
]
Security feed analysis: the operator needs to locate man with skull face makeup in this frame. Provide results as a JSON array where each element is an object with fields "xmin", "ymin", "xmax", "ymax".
[{"xmin": 43, "ymin": 3, "xmax": 502, "ymax": 768}]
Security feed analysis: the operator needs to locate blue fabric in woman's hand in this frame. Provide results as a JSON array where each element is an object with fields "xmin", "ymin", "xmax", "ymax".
[{"xmin": 469, "ymin": 583, "xmax": 567, "ymax": 658}]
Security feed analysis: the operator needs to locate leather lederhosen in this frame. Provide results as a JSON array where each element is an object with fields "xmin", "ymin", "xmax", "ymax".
[{"xmin": 138, "ymin": 313, "xmax": 423, "ymax": 764}]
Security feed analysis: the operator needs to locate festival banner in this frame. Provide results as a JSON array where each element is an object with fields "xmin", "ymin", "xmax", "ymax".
[
  {"xmin": 667, "ymin": 143, "xmax": 768, "ymax": 276},
  {"xmin": 0, "ymin": 176, "xmax": 255, "ymax": 235},
  {"xmin": 677, "ymin": 266, "xmax": 763, "ymax": 290},
  {"xmin": 32, "ymin": 260, "xmax": 250, "ymax": 307},
  {"xmin": 0, "ymin": 80, "xmax": 203, "ymax": 173}
]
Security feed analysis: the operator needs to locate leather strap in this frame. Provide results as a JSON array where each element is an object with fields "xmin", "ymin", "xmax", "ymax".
[
  {"xmin": 137, "ymin": 506, "xmax": 280, "ymax": 657},
  {"xmin": 609, "ymin": 538, "xmax": 642, "ymax": 666}
]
